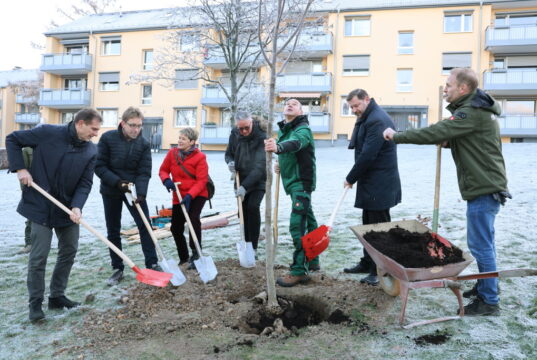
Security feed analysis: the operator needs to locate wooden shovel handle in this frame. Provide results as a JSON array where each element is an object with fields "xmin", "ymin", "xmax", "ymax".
[
  {"xmin": 174, "ymin": 183, "xmax": 203, "ymax": 256},
  {"xmin": 31, "ymin": 182, "xmax": 136, "ymax": 268},
  {"xmin": 327, "ymin": 186, "xmax": 350, "ymax": 228}
]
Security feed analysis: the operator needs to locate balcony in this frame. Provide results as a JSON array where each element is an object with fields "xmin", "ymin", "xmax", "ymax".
[
  {"xmin": 486, "ymin": 25, "xmax": 537, "ymax": 54},
  {"xmin": 40, "ymin": 53, "xmax": 92, "ymax": 75},
  {"xmin": 281, "ymin": 32, "xmax": 333, "ymax": 57},
  {"xmin": 38, "ymin": 89, "xmax": 91, "ymax": 109},
  {"xmin": 498, "ymin": 114, "xmax": 537, "ymax": 137},
  {"xmin": 199, "ymin": 124, "xmax": 232, "ymax": 144},
  {"xmin": 201, "ymin": 85, "xmax": 263, "ymax": 108},
  {"xmin": 15, "ymin": 113, "xmax": 41, "ymax": 125},
  {"xmin": 483, "ymin": 70, "xmax": 537, "ymax": 95},
  {"xmin": 203, "ymin": 48, "xmax": 262, "ymax": 69},
  {"xmin": 273, "ymin": 112, "xmax": 330, "ymax": 133},
  {"xmin": 16, "ymin": 95, "xmax": 37, "ymax": 104},
  {"xmin": 276, "ymin": 73, "xmax": 332, "ymax": 95}
]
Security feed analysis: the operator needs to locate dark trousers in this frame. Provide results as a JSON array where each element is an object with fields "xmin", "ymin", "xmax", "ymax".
[
  {"xmin": 361, "ymin": 209, "xmax": 391, "ymax": 276},
  {"xmin": 102, "ymin": 195, "xmax": 158, "ymax": 270},
  {"xmin": 242, "ymin": 190, "xmax": 265, "ymax": 250},
  {"xmin": 171, "ymin": 197, "xmax": 206, "ymax": 262}
]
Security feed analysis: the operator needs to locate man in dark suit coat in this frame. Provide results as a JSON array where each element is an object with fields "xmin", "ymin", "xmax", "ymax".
[{"xmin": 343, "ymin": 89, "xmax": 402, "ymax": 285}]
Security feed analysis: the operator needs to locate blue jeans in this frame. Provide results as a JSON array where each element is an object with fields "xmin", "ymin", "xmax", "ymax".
[
  {"xmin": 102, "ymin": 195, "xmax": 158, "ymax": 270},
  {"xmin": 467, "ymin": 194, "xmax": 500, "ymax": 305}
]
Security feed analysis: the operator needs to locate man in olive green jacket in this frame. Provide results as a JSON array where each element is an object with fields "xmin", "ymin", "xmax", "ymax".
[
  {"xmin": 265, "ymin": 98, "xmax": 319, "ymax": 287},
  {"xmin": 384, "ymin": 68, "xmax": 509, "ymax": 316}
]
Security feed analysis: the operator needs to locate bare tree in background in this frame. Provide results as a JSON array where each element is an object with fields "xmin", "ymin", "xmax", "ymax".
[
  {"xmin": 8, "ymin": 71, "xmax": 44, "ymax": 116},
  {"xmin": 31, "ymin": 0, "xmax": 119, "ymax": 50},
  {"xmin": 129, "ymin": 0, "xmax": 266, "ymax": 121},
  {"xmin": 256, "ymin": 0, "xmax": 318, "ymax": 309}
]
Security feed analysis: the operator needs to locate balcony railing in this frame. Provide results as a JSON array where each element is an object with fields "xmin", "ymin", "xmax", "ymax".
[
  {"xmin": 281, "ymin": 32, "xmax": 333, "ymax": 55},
  {"xmin": 16, "ymin": 95, "xmax": 37, "ymax": 104},
  {"xmin": 273, "ymin": 112, "xmax": 330, "ymax": 133},
  {"xmin": 487, "ymin": 24, "xmax": 537, "ymax": 42},
  {"xmin": 203, "ymin": 48, "xmax": 262, "ymax": 69},
  {"xmin": 276, "ymin": 72, "xmax": 332, "ymax": 93},
  {"xmin": 15, "ymin": 112, "xmax": 41, "ymax": 124},
  {"xmin": 38, "ymin": 89, "xmax": 91, "ymax": 109},
  {"xmin": 200, "ymin": 125, "xmax": 232, "ymax": 144},
  {"xmin": 201, "ymin": 85, "xmax": 262, "ymax": 107},
  {"xmin": 498, "ymin": 114, "xmax": 537, "ymax": 137},
  {"xmin": 483, "ymin": 70, "xmax": 537, "ymax": 94},
  {"xmin": 40, "ymin": 53, "xmax": 92, "ymax": 75}
]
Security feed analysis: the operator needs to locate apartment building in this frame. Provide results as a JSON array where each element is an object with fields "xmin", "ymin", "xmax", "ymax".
[
  {"xmin": 0, "ymin": 69, "xmax": 41, "ymax": 147},
  {"xmin": 31, "ymin": 0, "xmax": 537, "ymax": 151}
]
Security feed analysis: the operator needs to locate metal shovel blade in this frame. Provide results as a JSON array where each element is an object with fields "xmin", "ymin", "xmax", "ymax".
[
  {"xmin": 159, "ymin": 258, "xmax": 187, "ymax": 286},
  {"xmin": 194, "ymin": 256, "xmax": 218, "ymax": 283},
  {"xmin": 236, "ymin": 241, "xmax": 256, "ymax": 268},
  {"xmin": 132, "ymin": 266, "xmax": 173, "ymax": 287}
]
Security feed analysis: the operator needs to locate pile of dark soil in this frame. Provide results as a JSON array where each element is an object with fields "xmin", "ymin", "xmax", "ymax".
[
  {"xmin": 364, "ymin": 227, "xmax": 465, "ymax": 268},
  {"xmin": 71, "ymin": 259, "xmax": 392, "ymax": 358},
  {"xmin": 414, "ymin": 330, "xmax": 452, "ymax": 346}
]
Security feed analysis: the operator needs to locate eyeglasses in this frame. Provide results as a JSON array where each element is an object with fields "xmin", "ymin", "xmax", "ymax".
[
  {"xmin": 238, "ymin": 125, "xmax": 251, "ymax": 132},
  {"xmin": 125, "ymin": 122, "xmax": 143, "ymax": 129}
]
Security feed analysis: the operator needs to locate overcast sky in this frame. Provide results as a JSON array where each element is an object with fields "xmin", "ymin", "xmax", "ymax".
[{"xmin": 0, "ymin": 0, "xmax": 181, "ymax": 71}]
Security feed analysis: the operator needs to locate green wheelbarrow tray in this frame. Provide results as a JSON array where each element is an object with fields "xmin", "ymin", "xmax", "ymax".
[{"xmin": 350, "ymin": 220, "xmax": 474, "ymax": 328}]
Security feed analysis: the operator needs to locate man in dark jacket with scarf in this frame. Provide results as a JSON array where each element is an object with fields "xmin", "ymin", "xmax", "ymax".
[
  {"xmin": 384, "ymin": 68, "xmax": 508, "ymax": 316},
  {"xmin": 343, "ymin": 89, "xmax": 402, "ymax": 286},
  {"xmin": 225, "ymin": 111, "xmax": 267, "ymax": 252},
  {"xmin": 6, "ymin": 108, "xmax": 102, "ymax": 322},
  {"xmin": 265, "ymin": 98, "xmax": 319, "ymax": 287},
  {"xmin": 95, "ymin": 107, "xmax": 159, "ymax": 286}
]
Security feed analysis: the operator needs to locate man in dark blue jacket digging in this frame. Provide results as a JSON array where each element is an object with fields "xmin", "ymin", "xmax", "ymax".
[
  {"xmin": 95, "ymin": 106, "xmax": 159, "ymax": 286},
  {"xmin": 342, "ymin": 89, "xmax": 402, "ymax": 285},
  {"xmin": 6, "ymin": 108, "xmax": 102, "ymax": 323}
]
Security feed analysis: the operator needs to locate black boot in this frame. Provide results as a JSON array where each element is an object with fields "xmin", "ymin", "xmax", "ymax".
[
  {"xmin": 344, "ymin": 261, "xmax": 370, "ymax": 274},
  {"xmin": 29, "ymin": 301, "xmax": 45, "ymax": 323},
  {"xmin": 48, "ymin": 295, "xmax": 80, "ymax": 310}
]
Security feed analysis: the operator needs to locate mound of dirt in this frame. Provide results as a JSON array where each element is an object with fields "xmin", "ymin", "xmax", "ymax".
[
  {"xmin": 364, "ymin": 227, "xmax": 465, "ymax": 268},
  {"xmin": 73, "ymin": 259, "xmax": 392, "ymax": 357}
]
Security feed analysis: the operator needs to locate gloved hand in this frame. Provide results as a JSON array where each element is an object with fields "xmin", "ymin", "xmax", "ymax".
[
  {"xmin": 117, "ymin": 180, "xmax": 130, "ymax": 193},
  {"xmin": 235, "ymin": 186, "xmax": 246, "ymax": 199},
  {"xmin": 181, "ymin": 194, "xmax": 192, "ymax": 211},
  {"xmin": 228, "ymin": 161, "xmax": 235, "ymax": 173},
  {"xmin": 134, "ymin": 195, "xmax": 145, "ymax": 204},
  {"xmin": 163, "ymin": 178, "xmax": 176, "ymax": 192}
]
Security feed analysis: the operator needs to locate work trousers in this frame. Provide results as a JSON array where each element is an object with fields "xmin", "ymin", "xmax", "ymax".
[
  {"xmin": 171, "ymin": 197, "xmax": 207, "ymax": 263},
  {"xmin": 289, "ymin": 191, "xmax": 319, "ymax": 276}
]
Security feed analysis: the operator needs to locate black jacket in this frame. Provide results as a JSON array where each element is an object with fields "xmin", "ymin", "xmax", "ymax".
[
  {"xmin": 6, "ymin": 122, "xmax": 97, "ymax": 227},
  {"xmin": 225, "ymin": 120, "xmax": 267, "ymax": 192},
  {"xmin": 95, "ymin": 125, "xmax": 152, "ymax": 198},
  {"xmin": 346, "ymin": 98, "xmax": 402, "ymax": 210}
]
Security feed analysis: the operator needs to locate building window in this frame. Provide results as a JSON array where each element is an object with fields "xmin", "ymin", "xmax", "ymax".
[
  {"xmin": 341, "ymin": 97, "xmax": 353, "ymax": 116},
  {"xmin": 142, "ymin": 85, "xmax": 152, "ymax": 105},
  {"xmin": 398, "ymin": 31, "xmax": 414, "ymax": 54},
  {"xmin": 99, "ymin": 109, "xmax": 118, "ymax": 127},
  {"xmin": 442, "ymin": 53, "xmax": 471, "ymax": 74},
  {"xmin": 397, "ymin": 69, "xmax": 413, "ymax": 92},
  {"xmin": 143, "ymin": 50, "xmax": 153, "ymax": 70},
  {"xmin": 99, "ymin": 72, "xmax": 120, "ymax": 91},
  {"xmin": 342, "ymin": 55, "xmax": 370, "ymax": 75},
  {"xmin": 175, "ymin": 69, "xmax": 198, "ymax": 89},
  {"xmin": 345, "ymin": 16, "xmax": 370, "ymax": 36},
  {"xmin": 175, "ymin": 108, "xmax": 197, "ymax": 127},
  {"xmin": 102, "ymin": 38, "xmax": 121, "ymax": 55},
  {"xmin": 221, "ymin": 110, "xmax": 232, "ymax": 127},
  {"xmin": 495, "ymin": 14, "xmax": 537, "ymax": 27},
  {"xmin": 444, "ymin": 12, "xmax": 473, "ymax": 33},
  {"xmin": 180, "ymin": 34, "xmax": 198, "ymax": 52},
  {"xmin": 61, "ymin": 111, "xmax": 77, "ymax": 124},
  {"xmin": 64, "ymin": 78, "xmax": 86, "ymax": 90}
]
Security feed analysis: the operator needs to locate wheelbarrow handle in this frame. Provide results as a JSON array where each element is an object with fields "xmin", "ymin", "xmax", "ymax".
[{"xmin": 456, "ymin": 269, "xmax": 537, "ymax": 281}]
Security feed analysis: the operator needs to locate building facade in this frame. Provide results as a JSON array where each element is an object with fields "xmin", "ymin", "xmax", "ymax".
[{"xmin": 26, "ymin": 0, "xmax": 537, "ymax": 151}]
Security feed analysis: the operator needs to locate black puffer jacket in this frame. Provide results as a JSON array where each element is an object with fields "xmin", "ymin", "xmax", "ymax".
[
  {"xmin": 225, "ymin": 120, "xmax": 267, "ymax": 192},
  {"xmin": 95, "ymin": 125, "xmax": 152, "ymax": 198},
  {"xmin": 6, "ymin": 122, "xmax": 97, "ymax": 227}
]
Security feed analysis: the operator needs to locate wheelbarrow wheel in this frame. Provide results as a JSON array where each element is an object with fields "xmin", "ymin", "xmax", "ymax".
[{"xmin": 377, "ymin": 266, "xmax": 400, "ymax": 297}]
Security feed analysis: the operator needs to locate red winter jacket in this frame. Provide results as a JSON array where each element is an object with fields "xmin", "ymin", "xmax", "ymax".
[{"xmin": 159, "ymin": 147, "xmax": 209, "ymax": 205}]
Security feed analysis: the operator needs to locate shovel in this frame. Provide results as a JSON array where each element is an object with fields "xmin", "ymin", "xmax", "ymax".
[
  {"xmin": 174, "ymin": 183, "xmax": 218, "ymax": 283},
  {"xmin": 125, "ymin": 184, "xmax": 186, "ymax": 286},
  {"xmin": 30, "ymin": 182, "xmax": 172, "ymax": 287},
  {"xmin": 302, "ymin": 186, "xmax": 350, "ymax": 261},
  {"xmin": 235, "ymin": 172, "xmax": 256, "ymax": 268}
]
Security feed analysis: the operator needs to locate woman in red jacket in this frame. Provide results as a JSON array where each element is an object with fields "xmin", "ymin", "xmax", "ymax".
[{"xmin": 159, "ymin": 128, "xmax": 208, "ymax": 269}]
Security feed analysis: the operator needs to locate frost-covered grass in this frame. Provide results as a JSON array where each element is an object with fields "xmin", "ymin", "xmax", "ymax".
[{"xmin": 1, "ymin": 143, "xmax": 536, "ymax": 359}]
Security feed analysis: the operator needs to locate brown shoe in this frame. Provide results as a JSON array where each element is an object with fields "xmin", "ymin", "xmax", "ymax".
[{"xmin": 276, "ymin": 274, "xmax": 311, "ymax": 287}]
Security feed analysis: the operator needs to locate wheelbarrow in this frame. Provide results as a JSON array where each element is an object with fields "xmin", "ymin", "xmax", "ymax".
[{"xmin": 350, "ymin": 220, "xmax": 537, "ymax": 329}]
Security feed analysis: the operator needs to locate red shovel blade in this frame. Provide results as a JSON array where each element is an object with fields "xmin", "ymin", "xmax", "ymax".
[
  {"xmin": 132, "ymin": 266, "xmax": 172, "ymax": 287},
  {"xmin": 301, "ymin": 225, "xmax": 330, "ymax": 261},
  {"xmin": 431, "ymin": 232, "xmax": 452, "ymax": 248},
  {"xmin": 427, "ymin": 232, "xmax": 452, "ymax": 259}
]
